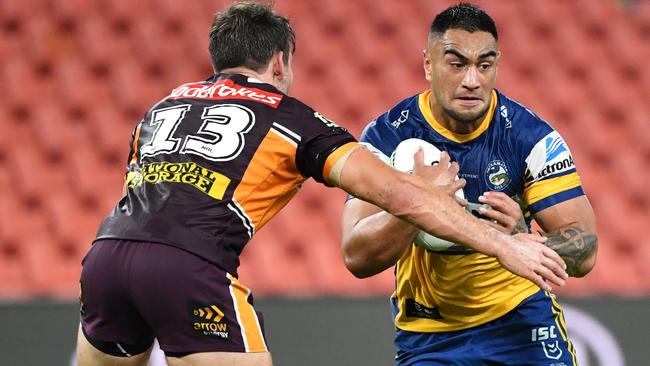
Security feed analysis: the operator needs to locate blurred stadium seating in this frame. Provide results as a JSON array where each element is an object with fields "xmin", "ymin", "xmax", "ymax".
[{"xmin": 0, "ymin": 0, "xmax": 648, "ymax": 299}]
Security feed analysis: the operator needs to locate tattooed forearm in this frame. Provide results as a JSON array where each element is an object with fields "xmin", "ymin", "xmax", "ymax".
[{"xmin": 543, "ymin": 227, "xmax": 598, "ymax": 277}]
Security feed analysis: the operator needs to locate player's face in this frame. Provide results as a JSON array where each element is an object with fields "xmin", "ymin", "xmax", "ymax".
[{"xmin": 424, "ymin": 29, "xmax": 499, "ymax": 125}]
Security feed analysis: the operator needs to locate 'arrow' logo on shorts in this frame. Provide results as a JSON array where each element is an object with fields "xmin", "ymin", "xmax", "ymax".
[{"xmin": 193, "ymin": 305, "xmax": 225, "ymax": 323}]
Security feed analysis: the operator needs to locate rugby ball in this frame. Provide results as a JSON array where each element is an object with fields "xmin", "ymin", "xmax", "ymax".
[{"xmin": 389, "ymin": 138, "xmax": 464, "ymax": 251}]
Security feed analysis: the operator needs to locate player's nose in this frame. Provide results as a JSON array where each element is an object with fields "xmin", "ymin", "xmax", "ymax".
[{"xmin": 461, "ymin": 67, "xmax": 480, "ymax": 90}]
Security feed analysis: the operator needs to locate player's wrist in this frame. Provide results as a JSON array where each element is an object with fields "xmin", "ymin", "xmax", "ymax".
[{"xmin": 485, "ymin": 229, "xmax": 513, "ymax": 258}]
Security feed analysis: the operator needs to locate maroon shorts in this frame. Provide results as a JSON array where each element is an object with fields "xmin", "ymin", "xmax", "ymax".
[{"xmin": 79, "ymin": 239, "xmax": 268, "ymax": 356}]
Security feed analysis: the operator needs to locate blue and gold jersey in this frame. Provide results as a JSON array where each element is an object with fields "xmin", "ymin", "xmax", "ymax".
[{"xmin": 359, "ymin": 89, "xmax": 584, "ymax": 332}]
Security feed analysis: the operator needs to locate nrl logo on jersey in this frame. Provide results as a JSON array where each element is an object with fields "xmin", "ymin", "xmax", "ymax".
[{"xmin": 525, "ymin": 131, "xmax": 575, "ymax": 181}]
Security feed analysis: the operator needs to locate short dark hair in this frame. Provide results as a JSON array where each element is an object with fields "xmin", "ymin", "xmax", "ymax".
[
  {"xmin": 208, "ymin": 2, "xmax": 295, "ymax": 72},
  {"xmin": 429, "ymin": 3, "xmax": 498, "ymax": 42}
]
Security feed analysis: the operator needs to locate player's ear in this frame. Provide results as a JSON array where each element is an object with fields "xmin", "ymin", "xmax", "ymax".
[
  {"xmin": 423, "ymin": 49, "xmax": 433, "ymax": 82},
  {"xmin": 271, "ymin": 51, "xmax": 287, "ymax": 81}
]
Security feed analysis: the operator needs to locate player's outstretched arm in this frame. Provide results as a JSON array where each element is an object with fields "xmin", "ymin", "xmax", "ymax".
[
  {"xmin": 330, "ymin": 146, "xmax": 568, "ymax": 291},
  {"xmin": 534, "ymin": 196, "xmax": 598, "ymax": 277}
]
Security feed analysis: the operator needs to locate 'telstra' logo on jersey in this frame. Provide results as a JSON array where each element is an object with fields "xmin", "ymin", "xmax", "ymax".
[
  {"xmin": 525, "ymin": 131, "xmax": 575, "ymax": 181},
  {"xmin": 168, "ymin": 80, "xmax": 284, "ymax": 108}
]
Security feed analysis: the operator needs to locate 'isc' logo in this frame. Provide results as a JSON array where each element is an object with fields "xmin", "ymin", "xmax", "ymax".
[{"xmin": 531, "ymin": 325, "xmax": 557, "ymax": 342}]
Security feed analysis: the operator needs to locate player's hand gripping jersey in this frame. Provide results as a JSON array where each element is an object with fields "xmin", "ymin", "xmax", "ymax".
[
  {"xmin": 96, "ymin": 74, "xmax": 357, "ymax": 276},
  {"xmin": 360, "ymin": 90, "xmax": 584, "ymax": 332}
]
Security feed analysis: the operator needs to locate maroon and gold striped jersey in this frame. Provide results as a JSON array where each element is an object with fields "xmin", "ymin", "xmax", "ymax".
[{"xmin": 95, "ymin": 73, "xmax": 357, "ymax": 275}]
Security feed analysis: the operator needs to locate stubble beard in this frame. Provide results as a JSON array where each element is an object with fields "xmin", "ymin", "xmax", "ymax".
[{"xmin": 442, "ymin": 102, "xmax": 490, "ymax": 125}]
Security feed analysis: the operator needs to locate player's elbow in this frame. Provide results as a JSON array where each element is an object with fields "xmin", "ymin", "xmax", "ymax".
[
  {"xmin": 574, "ymin": 235, "xmax": 598, "ymax": 277},
  {"xmin": 343, "ymin": 255, "xmax": 374, "ymax": 279},
  {"xmin": 341, "ymin": 246, "xmax": 376, "ymax": 278},
  {"xmin": 341, "ymin": 242, "xmax": 389, "ymax": 279}
]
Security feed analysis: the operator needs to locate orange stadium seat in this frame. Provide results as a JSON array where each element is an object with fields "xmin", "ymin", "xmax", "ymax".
[
  {"xmin": 54, "ymin": 56, "xmax": 105, "ymax": 112},
  {"xmin": 30, "ymin": 101, "xmax": 81, "ymax": 160},
  {"xmin": 0, "ymin": 171, "xmax": 28, "ymax": 298},
  {"xmin": 635, "ymin": 2, "xmax": 650, "ymax": 39},
  {"xmin": 0, "ymin": 190, "xmax": 55, "ymax": 296},
  {"xmin": 0, "ymin": 241, "xmax": 31, "ymax": 298},
  {"xmin": 85, "ymin": 103, "xmax": 134, "ymax": 158},
  {"xmin": 2, "ymin": 60, "xmax": 46, "ymax": 108},
  {"xmin": 1, "ymin": 0, "xmax": 649, "ymax": 299},
  {"xmin": 150, "ymin": 0, "xmax": 207, "ymax": 24},
  {"xmin": 49, "ymin": 0, "xmax": 94, "ymax": 21},
  {"xmin": 23, "ymin": 232, "xmax": 84, "ymax": 299},
  {"xmin": 76, "ymin": 15, "xmax": 130, "ymax": 67},
  {"xmin": 65, "ymin": 138, "xmax": 125, "ymax": 205},
  {"xmin": 244, "ymin": 216, "xmax": 322, "ymax": 297},
  {"xmin": 44, "ymin": 189, "xmax": 101, "ymax": 251}
]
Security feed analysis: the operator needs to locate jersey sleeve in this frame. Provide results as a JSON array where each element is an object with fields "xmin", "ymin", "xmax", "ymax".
[
  {"xmin": 287, "ymin": 101, "xmax": 357, "ymax": 185},
  {"xmin": 522, "ymin": 127, "xmax": 584, "ymax": 214}
]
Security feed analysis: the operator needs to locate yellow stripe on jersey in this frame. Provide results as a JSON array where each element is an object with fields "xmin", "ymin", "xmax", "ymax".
[
  {"xmin": 321, "ymin": 142, "xmax": 360, "ymax": 181},
  {"xmin": 418, "ymin": 90, "xmax": 497, "ymax": 143},
  {"xmin": 547, "ymin": 292, "xmax": 567, "ymax": 340},
  {"xmin": 547, "ymin": 292, "xmax": 578, "ymax": 365},
  {"xmin": 524, "ymin": 172, "xmax": 582, "ymax": 205},
  {"xmin": 227, "ymin": 273, "xmax": 268, "ymax": 352},
  {"xmin": 393, "ymin": 245, "xmax": 539, "ymax": 332}
]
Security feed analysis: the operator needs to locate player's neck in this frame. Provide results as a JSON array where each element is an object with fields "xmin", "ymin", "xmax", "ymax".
[{"xmin": 217, "ymin": 67, "xmax": 274, "ymax": 85}]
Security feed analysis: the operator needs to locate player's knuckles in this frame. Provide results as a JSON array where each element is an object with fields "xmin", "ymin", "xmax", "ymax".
[
  {"xmin": 489, "ymin": 199, "xmax": 510, "ymax": 212},
  {"xmin": 479, "ymin": 208, "xmax": 497, "ymax": 219},
  {"xmin": 545, "ymin": 248, "xmax": 563, "ymax": 262},
  {"xmin": 452, "ymin": 179, "xmax": 465, "ymax": 190},
  {"xmin": 492, "ymin": 192, "xmax": 510, "ymax": 201},
  {"xmin": 492, "ymin": 211, "xmax": 510, "ymax": 224}
]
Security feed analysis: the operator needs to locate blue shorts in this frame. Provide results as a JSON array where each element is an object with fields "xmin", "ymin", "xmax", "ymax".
[{"xmin": 394, "ymin": 291, "xmax": 578, "ymax": 366}]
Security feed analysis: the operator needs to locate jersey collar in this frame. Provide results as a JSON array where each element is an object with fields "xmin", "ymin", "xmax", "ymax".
[{"xmin": 418, "ymin": 89, "xmax": 497, "ymax": 143}]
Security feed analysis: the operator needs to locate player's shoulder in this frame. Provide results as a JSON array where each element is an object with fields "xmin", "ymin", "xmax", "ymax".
[
  {"xmin": 497, "ymin": 92, "xmax": 577, "ymax": 179},
  {"xmin": 279, "ymin": 95, "xmax": 350, "ymax": 135},
  {"xmin": 383, "ymin": 94, "xmax": 422, "ymax": 122},
  {"xmin": 496, "ymin": 91, "xmax": 557, "ymax": 147},
  {"xmin": 366, "ymin": 94, "xmax": 421, "ymax": 130},
  {"xmin": 279, "ymin": 92, "xmax": 315, "ymax": 116},
  {"xmin": 359, "ymin": 94, "xmax": 421, "ymax": 147}
]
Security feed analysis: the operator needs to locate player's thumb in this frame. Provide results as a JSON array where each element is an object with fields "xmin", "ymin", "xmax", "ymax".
[{"xmin": 413, "ymin": 147, "xmax": 424, "ymax": 168}]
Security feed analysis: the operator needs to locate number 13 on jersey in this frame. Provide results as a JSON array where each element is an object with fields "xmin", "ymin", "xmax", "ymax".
[{"xmin": 139, "ymin": 104, "xmax": 255, "ymax": 162}]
